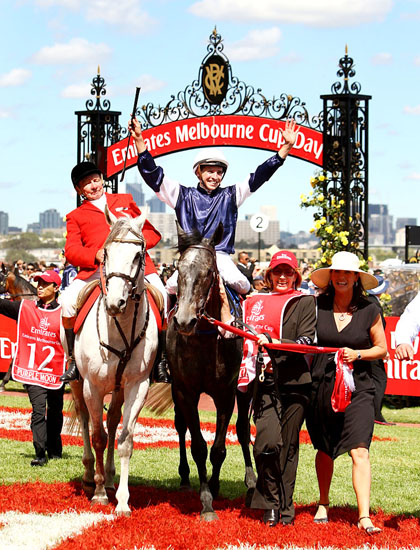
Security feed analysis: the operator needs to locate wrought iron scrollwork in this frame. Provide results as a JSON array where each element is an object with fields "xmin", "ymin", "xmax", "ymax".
[{"xmin": 138, "ymin": 29, "xmax": 322, "ymax": 131}]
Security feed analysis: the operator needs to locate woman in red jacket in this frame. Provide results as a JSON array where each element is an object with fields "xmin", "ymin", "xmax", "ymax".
[{"xmin": 59, "ymin": 161, "xmax": 164, "ymax": 382}]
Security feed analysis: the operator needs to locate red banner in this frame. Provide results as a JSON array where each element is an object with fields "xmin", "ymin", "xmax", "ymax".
[
  {"xmin": 105, "ymin": 115, "xmax": 324, "ymax": 178},
  {"xmin": 0, "ymin": 314, "xmax": 17, "ymax": 374},
  {"xmin": 384, "ymin": 316, "xmax": 420, "ymax": 396}
]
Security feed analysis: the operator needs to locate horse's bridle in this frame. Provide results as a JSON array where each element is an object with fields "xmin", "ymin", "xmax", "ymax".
[
  {"xmin": 97, "ymin": 226, "xmax": 149, "ymax": 392},
  {"xmin": 177, "ymin": 243, "xmax": 218, "ymax": 320},
  {"xmin": 102, "ymin": 227, "xmax": 146, "ymax": 302}
]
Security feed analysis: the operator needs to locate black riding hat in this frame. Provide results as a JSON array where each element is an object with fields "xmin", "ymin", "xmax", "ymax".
[{"xmin": 71, "ymin": 161, "xmax": 102, "ymax": 187}]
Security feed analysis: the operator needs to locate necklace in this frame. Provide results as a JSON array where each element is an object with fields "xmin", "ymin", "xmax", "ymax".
[{"xmin": 334, "ymin": 303, "xmax": 350, "ymax": 321}]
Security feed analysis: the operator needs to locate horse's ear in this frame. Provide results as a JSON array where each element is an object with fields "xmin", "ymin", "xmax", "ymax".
[
  {"xmin": 134, "ymin": 210, "xmax": 147, "ymax": 233},
  {"xmin": 208, "ymin": 222, "xmax": 224, "ymax": 248},
  {"xmin": 105, "ymin": 205, "xmax": 118, "ymax": 226},
  {"xmin": 176, "ymin": 221, "xmax": 187, "ymax": 239}
]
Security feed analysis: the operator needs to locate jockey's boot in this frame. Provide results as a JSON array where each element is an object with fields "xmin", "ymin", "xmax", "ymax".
[
  {"xmin": 60, "ymin": 317, "xmax": 80, "ymax": 383},
  {"xmin": 153, "ymin": 330, "xmax": 171, "ymax": 383}
]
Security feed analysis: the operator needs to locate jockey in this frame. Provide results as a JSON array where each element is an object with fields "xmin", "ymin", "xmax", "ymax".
[
  {"xmin": 59, "ymin": 161, "xmax": 169, "ymax": 383},
  {"xmin": 128, "ymin": 117, "xmax": 298, "ymax": 295}
]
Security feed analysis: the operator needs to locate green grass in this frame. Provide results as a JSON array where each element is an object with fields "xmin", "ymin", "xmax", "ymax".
[{"xmin": 1, "ymin": 388, "xmax": 420, "ymax": 518}]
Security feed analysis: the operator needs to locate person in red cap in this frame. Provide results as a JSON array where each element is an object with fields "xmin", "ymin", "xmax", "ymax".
[
  {"xmin": 237, "ymin": 250, "xmax": 316, "ymax": 527},
  {"xmin": 59, "ymin": 160, "xmax": 169, "ymax": 383},
  {"xmin": 0, "ymin": 270, "xmax": 65, "ymax": 466}
]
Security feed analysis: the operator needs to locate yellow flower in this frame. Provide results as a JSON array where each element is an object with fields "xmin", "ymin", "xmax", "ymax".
[
  {"xmin": 341, "ymin": 237, "xmax": 349, "ymax": 245},
  {"xmin": 320, "ymin": 217, "xmax": 326, "ymax": 225},
  {"xmin": 314, "ymin": 220, "xmax": 322, "ymax": 229},
  {"xmin": 318, "ymin": 193, "xmax": 324, "ymax": 202},
  {"xmin": 300, "ymin": 194, "xmax": 307, "ymax": 202},
  {"xmin": 309, "ymin": 228, "xmax": 315, "ymax": 233},
  {"xmin": 325, "ymin": 225, "xmax": 333, "ymax": 234},
  {"xmin": 339, "ymin": 199, "xmax": 345, "ymax": 206},
  {"xmin": 318, "ymin": 175, "xmax": 326, "ymax": 182},
  {"xmin": 321, "ymin": 256, "xmax": 327, "ymax": 263}
]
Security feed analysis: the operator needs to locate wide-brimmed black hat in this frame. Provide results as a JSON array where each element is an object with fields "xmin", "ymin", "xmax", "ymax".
[{"xmin": 71, "ymin": 161, "xmax": 102, "ymax": 187}]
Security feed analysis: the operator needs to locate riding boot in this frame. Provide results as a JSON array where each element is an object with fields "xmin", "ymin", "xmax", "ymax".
[
  {"xmin": 60, "ymin": 326, "xmax": 80, "ymax": 383},
  {"xmin": 153, "ymin": 330, "xmax": 171, "ymax": 383}
]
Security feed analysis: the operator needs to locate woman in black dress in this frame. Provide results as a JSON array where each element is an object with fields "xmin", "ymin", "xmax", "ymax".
[{"xmin": 307, "ymin": 252, "xmax": 387, "ymax": 535}]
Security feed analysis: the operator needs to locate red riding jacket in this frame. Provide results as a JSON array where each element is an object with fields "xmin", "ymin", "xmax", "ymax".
[{"xmin": 64, "ymin": 193, "xmax": 161, "ymax": 281}]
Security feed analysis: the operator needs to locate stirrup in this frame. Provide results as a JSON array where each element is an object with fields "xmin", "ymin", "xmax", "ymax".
[{"xmin": 60, "ymin": 361, "xmax": 79, "ymax": 382}]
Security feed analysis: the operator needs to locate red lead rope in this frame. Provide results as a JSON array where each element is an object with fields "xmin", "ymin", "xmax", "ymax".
[{"xmin": 202, "ymin": 314, "xmax": 339, "ymax": 354}]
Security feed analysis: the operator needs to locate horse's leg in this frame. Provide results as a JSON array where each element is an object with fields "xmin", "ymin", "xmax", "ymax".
[
  {"xmin": 105, "ymin": 389, "xmax": 124, "ymax": 493},
  {"xmin": 208, "ymin": 390, "xmax": 236, "ymax": 500},
  {"xmin": 236, "ymin": 385, "xmax": 257, "ymax": 507},
  {"xmin": 84, "ymin": 380, "xmax": 108, "ymax": 506},
  {"xmin": 115, "ymin": 379, "xmax": 149, "ymax": 516},
  {"xmin": 173, "ymin": 386, "xmax": 216, "ymax": 521},
  {"xmin": 174, "ymin": 402, "xmax": 191, "ymax": 490},
  {"xmin": 70, "ymin": 380, "xmax": 95, "ymax": 492}
]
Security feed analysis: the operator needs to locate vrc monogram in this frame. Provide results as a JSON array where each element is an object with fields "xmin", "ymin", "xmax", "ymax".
[{"xmin": 204, "ymin": 63, "xmax": 225, "ymax": 97}]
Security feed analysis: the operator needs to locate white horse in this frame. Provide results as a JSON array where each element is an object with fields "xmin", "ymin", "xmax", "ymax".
[{"xmin": 69, "ymin": 211, "xmax": 158, "ymax": 516}]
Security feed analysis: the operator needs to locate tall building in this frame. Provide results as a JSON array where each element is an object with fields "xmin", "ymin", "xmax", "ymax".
[
  {"xmin": 147, "ymin": 196, "xmax": 166, "ymax": 213},
  {"xmin": 39, "ymin": 209, "xmax": 63, "ymax": 230},
  {"xmin": 0, "ymin": 211, "xmax": 8, "ymax": 234},
  {"xmin": 395, "ymin": 217, "xmax": 417, "ymax": 231},
  {"xmin": 126, "ymin": 182, "xmax": 145, "ymax": 207},
  {"xmin": 368, "ymin": 204, "xmax": 393, "ymax": 245},
  {"xmin": 235, "ymin": 218, "xmax": 280, "ymax": 247}
]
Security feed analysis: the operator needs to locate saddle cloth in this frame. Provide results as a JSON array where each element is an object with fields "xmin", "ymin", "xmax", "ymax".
[{"xmin": 74, "ymin": 281, "xmax": 165, "ymax": 334}]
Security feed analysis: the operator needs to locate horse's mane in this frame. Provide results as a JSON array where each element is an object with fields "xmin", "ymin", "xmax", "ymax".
[
  {"xmin": 12, "ymin": 271, "xmax": 37, "ymax": 295},
  {"xmin": 104, "ymin": 218, "xmax": 145, "ymax": 247},
  {"xmin": 177, "ymin": 229, "xmax": 206, "ymax": 255}
]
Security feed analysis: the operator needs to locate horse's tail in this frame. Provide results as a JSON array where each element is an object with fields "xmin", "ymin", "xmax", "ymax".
[
  {"xmin": 64, "ymin": 394, "xmax": 82, "ymax": 436},
  {"xmin": 144, "ymin": 382, "xmax": 173, "ymax": 415}
]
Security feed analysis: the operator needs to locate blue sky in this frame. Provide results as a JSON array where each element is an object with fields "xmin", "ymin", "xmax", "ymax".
[{"xmin": 1, "ymin": 0, "xmax": 420, "ymax": 234}]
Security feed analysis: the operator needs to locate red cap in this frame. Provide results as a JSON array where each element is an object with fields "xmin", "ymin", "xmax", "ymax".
[
  {"xmin": 34, "ymin": 270, "xmax": 61, "ymax": 286},
  {"xmin": 267, "ymin": 250, "xmax": 298, "ymax": 271}
]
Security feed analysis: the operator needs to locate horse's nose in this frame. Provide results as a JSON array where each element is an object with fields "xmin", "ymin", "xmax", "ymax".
[
  {"xmin": 173, "ymin": 315, "xmax": 197, "ymax": 336},
  {"xmin": 106, "ymin": 299, "xmax": 126, "ymax": 316}
]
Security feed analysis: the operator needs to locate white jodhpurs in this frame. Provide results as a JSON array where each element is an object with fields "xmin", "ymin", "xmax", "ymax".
[{"xmin": 165, "ymin": 251, "xmax": 251, "ymax": 295}]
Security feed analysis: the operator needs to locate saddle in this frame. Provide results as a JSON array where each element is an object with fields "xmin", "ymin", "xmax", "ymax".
[{"xmin": 74, "ymin": 280, "xmax": 165, "ymax": 334}]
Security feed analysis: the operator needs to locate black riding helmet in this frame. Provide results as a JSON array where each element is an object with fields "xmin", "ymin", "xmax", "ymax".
[{"xmin": 71, "ymin": 161, "xmax": 102, "ymax": 187}]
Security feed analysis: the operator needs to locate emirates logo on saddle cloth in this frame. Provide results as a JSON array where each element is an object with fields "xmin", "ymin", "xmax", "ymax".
[
  {"xmin": 39, "ymin": 316, "xmax": 50, "ymax": 332},
  {"xmin": 249, "ymin": 300, "xmax": 265, "ymax": 321}
]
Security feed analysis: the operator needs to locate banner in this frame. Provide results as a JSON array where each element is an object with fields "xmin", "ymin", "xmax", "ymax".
[
  {"xmin": 105, "ymin": 115, "xmax": 324, "ymax": 178},
  {"xmin": 384, "ymin": 316, "xmax": 420, "ymax": 396},
  {"xmin": 0, "ymin": 314, "xmax": 17, "ymax": 374}
]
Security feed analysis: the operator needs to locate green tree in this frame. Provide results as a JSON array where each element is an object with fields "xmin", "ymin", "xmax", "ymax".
[{"xmin": 299, "ymin": 173, "xmax": 371, "ymax": 270}]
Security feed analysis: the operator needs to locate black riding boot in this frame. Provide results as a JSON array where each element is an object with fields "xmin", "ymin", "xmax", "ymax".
[
  {"xmin": 153, "ymin": 330, "xmax": 171, "ymax": 383},
  {"xmin": 60, "ymin": 328, "xmax": 80, "ymax": 383}
]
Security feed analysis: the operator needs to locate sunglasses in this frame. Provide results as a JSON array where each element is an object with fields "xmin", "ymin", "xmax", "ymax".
[{"xmin": 271, "ymin": 267, "xmax": 295, "ymax": 277}]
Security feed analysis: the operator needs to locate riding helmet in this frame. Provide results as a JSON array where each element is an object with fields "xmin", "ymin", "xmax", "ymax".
[
  {"xmin": 192, "ymin": 148, "xmax": 229, "ymax": 177},
  {"xmin": 71, "ymin": 161, "xmax": 102, "ymax": 187}
]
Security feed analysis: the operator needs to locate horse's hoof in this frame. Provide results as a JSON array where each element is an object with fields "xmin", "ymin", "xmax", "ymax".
[
  {"xmin": 116, "ymin": 509, "xmax": 131, "ymax": 517},
  {"xmin": 245, "ymin": 488, "xmax": 255, "ymax": 508},
  {"xmin": 200, "ymin": 511, "xmax": 218, "ymax": 522},
  {"xmin": 82, "ymin": 481, "xmax": 96, "ymax": 497},
  {"xmin": 91, "ymin": 496, "xmax": 109, "ymax": 506}
]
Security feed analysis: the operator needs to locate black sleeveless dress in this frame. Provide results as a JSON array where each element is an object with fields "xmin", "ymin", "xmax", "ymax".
[{"xmin": 306, "ymin": 294, "xmax": 380, "ymax": 459}]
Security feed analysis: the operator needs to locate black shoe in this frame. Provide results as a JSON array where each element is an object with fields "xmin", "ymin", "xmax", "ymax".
[
  {"xmin": 262, "ymin": 509, "xmax": 279, "ymax": 527},
  {"xmin": 280, "ymin": 516, "xmax": 294, "ymax": 525},
  {"xmin": 154, "ymin": 358, "xmax": 171, "ymax": 383},
  {"xmin": 60, "ymin": 360, "xmax": 79, "ymax": 382},
  {"xmin": 31, "ymin": 457, "xmax": 47, "ymax": 467}
]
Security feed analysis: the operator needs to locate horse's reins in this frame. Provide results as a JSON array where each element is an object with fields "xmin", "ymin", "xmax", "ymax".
[{"xmin": 97, "ymin": 227, "xmax": 150, "ymax": 392}]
